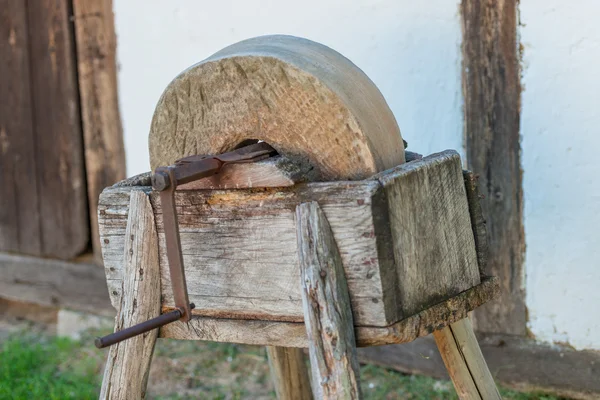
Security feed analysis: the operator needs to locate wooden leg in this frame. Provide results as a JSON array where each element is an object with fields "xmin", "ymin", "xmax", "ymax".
[
  {"xmin": 100, "ymin": 191, "xmax": 161, "ymax": 400},
  {"xmin": 433, "ymin": 317, "xmax": 501, "ymax": 400},
  {"xmin": 296, "ymin": 202, "xmax": 361, "ymax": 399},
  {"xmin": 267, "ymin": 346, "xmax": 313, "ymax": 400}
]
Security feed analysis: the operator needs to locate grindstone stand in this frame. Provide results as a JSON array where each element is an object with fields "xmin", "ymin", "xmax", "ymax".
[{"xmin": 95, "ymin": 35, "xmax": 501, "ymax": 400}]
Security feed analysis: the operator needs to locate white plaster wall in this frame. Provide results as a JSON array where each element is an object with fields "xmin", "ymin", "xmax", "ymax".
[
  {"xmin": 521, "ymin": 0, "xmax": 600, "ymax": 350},
  {"xmin": 114, "ymin": 0, "xmax": 600, "ymax": 351},
  {"xmin": 113, "ymin": 0, "xmax": 463, "ymax": 176}
]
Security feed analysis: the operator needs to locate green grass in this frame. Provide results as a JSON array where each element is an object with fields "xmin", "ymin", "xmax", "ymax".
[
  {"xmin": 0, "ymin": 332, "xmax": 565, "ymax": 400},
  {"xmin": 0, "ymin": 335, "xmax": 103, "ymax": 400}
]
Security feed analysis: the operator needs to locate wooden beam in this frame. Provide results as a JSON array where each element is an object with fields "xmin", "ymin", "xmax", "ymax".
[
  {"xmin": 1, "ymin": 0, "xmax": 89, "ymax": 259},
  {"xmin": 0, "ymin": 0, "xmax": 41, "ymax": 255},
  {"xmin": 158, "ymin": 277, "xmax": 497, "ymax": 348},
  {"xmin": 359, "ymin": 334, "xmax": 600, "ymax": 400},
  {"xmin": 0, "ymin": 253, "xmax": 113, "ymax": 316},
  {"xmin": 297, "ymin": 202, "xmax": 361, "ymax": 399},
  {"xmin": 433, "ymin": 318, "xmax": 501, "ymax": 399},
  {"xmin": 100, "ymin": 191, "xmax": 160, "ymax": 399},
  {"xmin": 461, "ymin": 0, "xmax": 525, "ymax": 334},
  {"xmin": 27, "ymin": 0, "xmax": 89, "ymax": 259},
  {"xmin": 72, "ymin": 0, "xmax": 126, "ymax": 263},
  {"xmin": 267, "ymin": 347, "xmax": 313, "ymax": 400}
]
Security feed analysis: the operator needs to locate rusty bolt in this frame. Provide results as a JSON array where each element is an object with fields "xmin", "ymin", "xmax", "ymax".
[{"xmin": 152, "ymin": 171, "xmax": 171, "ymax": 191}]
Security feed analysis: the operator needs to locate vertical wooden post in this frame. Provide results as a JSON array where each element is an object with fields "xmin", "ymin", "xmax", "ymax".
[
  {"xmin": 72, "ymin": 0, "xmax": 126, "ymax": 263},
  {"xmin": 99, "ymin": 191, "xmax": 160, "ymax": 399},
  {"xmin": 461, "ymin": 0, "xmax": 525, "ymax": 335},
  {"xmin": 267, "ymin": 346, "xmax": 313, "ymax": 400},
  {"xmin": 296, "ymin": 201, "xmax": 361, "ymax": 400},
  {"xmin": 433, "ymin": 318, "xmax": 501, "ymax": 400}
]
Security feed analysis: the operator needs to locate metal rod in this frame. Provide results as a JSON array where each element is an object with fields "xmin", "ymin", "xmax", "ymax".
[
  {"xmin": 94, "ymin": 303, "xmax": 195, "ymax": 349},
  {"xmin": 160, "ymin": 181, "xmax": 192, "ymax": 322}
]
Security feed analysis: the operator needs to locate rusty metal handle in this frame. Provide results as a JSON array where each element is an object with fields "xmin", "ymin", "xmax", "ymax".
[
  {"xmin": 95, "ymin": 143, "xmax": 276, "ymax": 349},
  {"xmin": 95, "ymin": 303, "xmax": 195, "ymax": 349}
]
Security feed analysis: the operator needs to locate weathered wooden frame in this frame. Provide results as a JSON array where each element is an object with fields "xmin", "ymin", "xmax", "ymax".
[{"xmin": 98, "ymin": 150, "xmax": 498, "ymax": 347}]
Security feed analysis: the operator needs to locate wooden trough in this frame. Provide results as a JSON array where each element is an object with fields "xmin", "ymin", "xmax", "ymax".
[{"xmin": 99, "ymin": 151, "xmax": 497, "ymax": 347}]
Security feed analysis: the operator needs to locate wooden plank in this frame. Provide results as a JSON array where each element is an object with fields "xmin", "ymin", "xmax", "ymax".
[
  {"xmin": 376, "ymin": 151, "xmax": 481, "ymax": 316},
  {"xmin": 27, "ymin": 0, "xmax": 89, "ymax": 259},
  {"xmin": 99, "ymin": 181, "xmax": 397, "ymax": 327},
  {"xmin": 266, "ymin": 347, "xmax": 313, "ymax": 400},
  {"xmin": 433, "ymin": 325, "xmax": 481, "ymax": 398},
  {"xmin": 359, "ymin": 333, "xmax": 600, "ymax": 400},
  {"xmin": 297, "ymin": 202, "xmax": 361, "ymax": 399},
  {"xmin": 461, "ymin": 0, "xmax": 526, "ymax": 334},
  {"xmin": 100, "ymin": 191, "xmax": 160, "ymax": 399},
  {"xmin": 0, "ymin": 0, "xmax": 42, "ymax": 255},
  {"xmin": 446, "ymin": 318, "xmax": 501, "ymax": 399},
  {"xmin": 0, "ymin": 253, "xmax": 113, "ymax": 316},
  {"xmin": 434, "ymin": 318, "xmax": 501, "ymax": 399},
  {"xmin": 159, "ymin": 277, "xmax": 497, "ymax": 348},
  {"xmin": 72, "ymin": 0, "xmax": 126, "ymax": 263}
]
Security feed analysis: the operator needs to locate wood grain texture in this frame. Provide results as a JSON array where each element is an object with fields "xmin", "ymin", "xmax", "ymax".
[
  {"xmin": 0, "ymin": 253, "xmax": 113, "ymax": 315},
  {"xmin": 463, "ymin": 171, "xmax": 488, "ymax": 275},
  {"xmin": 26, "ymin": 0, "xmax": 89, "ymax": 258},
  {"xmin": 267, "ymin": 347, "xmax": 313, "ymax": 400},
  {"xmin": 433, "ymin": 326, "xmax": 481, "ymax": 399},
  {"xmin": 149, "ymin": 35, "xmax": 405, "ymax": 180},
  {"xmin": 72, "ymin": 0, "xmax": 126, "ymax": 262},
  {"xmin": 359, "ymin": 332, "xmax": 600, "ymax": 400},
  {"xmin": 297, "ymin": 202, "xmax": 361, "ymax": 399},
  {"xmin": 99, "ymin": 151, "xmax": 483, "ymax": 330},
  {"xmin": 461, "ymin": 0, "xmax": 525, "ymax": 334},
  {"xmin": 99, "ymin": 181, "xmax": 397, "ymax": 327},
  {"xmin": 158, "ymin": 277, "xmax": 497, "ymax": 349},
  {"xmin": 0, "ymin": 0, "xmax": 41, "ymax": 255},
  {"xmin": 100, "ymin": 191, "xmax": 160, "ymax": 400},
  {"xmin": 376, "ymin": 151, "xmax": 480, "ymax": 316},
  {"xmin": 434, "ymin": 319, "xmax": 501, "ymax": 399},
  {"xmin": 445, "ymin": 318, "xmax": 501, "ymax": 399}
]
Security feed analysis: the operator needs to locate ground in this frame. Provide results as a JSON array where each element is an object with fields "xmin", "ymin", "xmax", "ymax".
[{"xmin": 0, "ymin": 310, "xmax": 565, "ymax": 400}]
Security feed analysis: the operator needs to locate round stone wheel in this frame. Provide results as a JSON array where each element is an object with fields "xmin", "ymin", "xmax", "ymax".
[{"xmin": 149, "ymin": 35, "xmax": 405, "ymax": 180}]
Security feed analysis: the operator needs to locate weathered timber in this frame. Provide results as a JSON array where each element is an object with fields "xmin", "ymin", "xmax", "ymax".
[
  {"xmin": 98, "ymin": 151, "xmax": 482, "ymax": 331},
  {"xmin": 359, "ymin": 332, "xmax": 600, "ymax": 400},
  {"xmin": 149, "ymin": 35, "xmax": 405, "ymax": 180},
  {"xmin": 434, "ymin": 325, "xmax": 480, "ymax": 398},
  {"xmin": 267, "ymin": 347, "xmax": 313, "ymax": 400},
  {"xmin": 0, "ymin": 1, "xmax": 41, "ymax": 255},
  {"xmin": 434, "ymin": 318, "xmax": 501, "ymax": 399},
  {"xmin": 27, "ymin": 0, "xmax": 89, "ymax": 258},
  {"xmin": 100, "ymin": 191, "xmax": 160, "ymax": 399},
  {"xmin": 297, "ymin": 202, "xmax": 361, "ymax": 399},
  {"xmin": 159, "ymin": 277, "xmax": 498, "ymax": 347},
  {"xmin": 463, "ymin": 171, "xmax": 488, "ymax": 274},
  {"xmin": 99, "ymin": 181, "xmax": 397, "ymax": 327},
  {"xmin": 0, "ymin": 0, "xmax": 88, "ymax": 258},
  {"xmin": 461, "ymin": 0, "xmax": 525, "ymax": 334},
  {"xmin": 445, "ymin": 318, "xmax": 501, "ymax": 399},
  {"xmin": 0, "ymin": 253, "xmax": 113, "ymax": 316},
  {"xmin": 375, "ymin": 151, "xmax": 481, "ymax": 316},
  {"xmin": 72, "ymin": 0, "xmax": 127, "ymax": 262}
]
